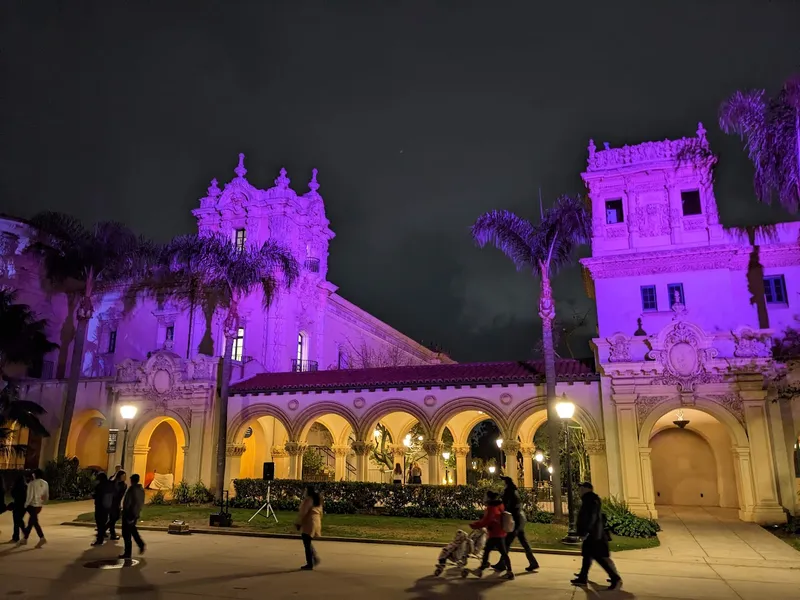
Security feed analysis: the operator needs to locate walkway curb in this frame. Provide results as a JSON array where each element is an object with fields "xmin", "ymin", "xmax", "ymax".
[{"xmin": 62, "ymin": 520, "xmax": 581, "ymax": 556}]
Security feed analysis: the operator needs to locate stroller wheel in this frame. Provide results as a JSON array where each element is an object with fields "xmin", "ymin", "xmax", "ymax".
[
  {"xmin": 434, "ymin": 565, "xmax": 444, "ymax": 576},
  {"xmin": 461, "ymin": 569, "xmax": 469, "ymax": 578}
]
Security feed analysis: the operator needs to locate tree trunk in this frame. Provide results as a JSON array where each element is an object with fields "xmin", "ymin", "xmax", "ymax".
[
  {"xmin": 539, "ymin": 272, "xmax": 563, "ymax": 519},
  {"xmin": 56, "ymin": 295, "xmax": 93, "ymax": 460},
  {"xmin": 214, "ymin": 310, "xmax": 236, "ymax": 502}
]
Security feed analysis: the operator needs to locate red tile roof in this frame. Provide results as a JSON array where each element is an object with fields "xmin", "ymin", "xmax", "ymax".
[{"xmin": 231, "ymin": 359, "xmax": 597, "ymax": 394}]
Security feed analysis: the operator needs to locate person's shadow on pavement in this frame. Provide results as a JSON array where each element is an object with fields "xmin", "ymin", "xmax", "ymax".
[
  {"xmin": 576, "ymin": 581, "xmax": 637, "ymax": 599},
  {"xmin": 406, "ymin": 569, "xmax": 511, "ymax": 600}
]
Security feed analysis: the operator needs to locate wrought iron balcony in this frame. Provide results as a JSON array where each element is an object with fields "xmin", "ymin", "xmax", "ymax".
[
  {"xmin": 291, "ymin": 359, "xmax": 318, "ymax": 373},
  {"xmin": 304, "ymin": 257, "xmax": 320, "ymax": 273}
]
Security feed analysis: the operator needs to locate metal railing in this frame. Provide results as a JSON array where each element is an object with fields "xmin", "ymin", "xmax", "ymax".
[{"xmin": 291, "ymin": 359, "xmax": 318, "ymax": 373}]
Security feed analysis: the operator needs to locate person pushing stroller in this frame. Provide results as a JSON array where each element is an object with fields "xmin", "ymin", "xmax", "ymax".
[{"xmin": 471, "ymin": 491, "xmax": 514, "ymax": 579}]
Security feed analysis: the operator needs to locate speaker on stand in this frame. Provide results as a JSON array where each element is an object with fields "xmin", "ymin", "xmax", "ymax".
[{"xmin": 249, "ymin": 462, "xmax": 278, "ymax": 523}]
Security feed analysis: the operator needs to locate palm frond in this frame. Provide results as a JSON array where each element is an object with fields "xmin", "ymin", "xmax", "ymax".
[
  {"xmin": 535, "ymin": 195, "xmax": 592, "ymax": 274},
  {"xmin": 471, "ymin": 210, "xmax": 538, "ymax": 272}
]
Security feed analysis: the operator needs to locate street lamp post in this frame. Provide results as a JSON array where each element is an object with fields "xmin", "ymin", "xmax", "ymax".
[
  {"xmin": 442, "ymin": 451, "xmax": 451, "ymax": 484},
  {"xmin": 496, "ymin": 438, "xmax": 503, "ymax": 472},
  {"xmin": 534, "ymin": 451, "xmax": 544, "ymax": 499},
  {"xmin": 119, "ymin": 404, "xmax": 138, "ymax": 470},
  {"xmin": 556, "ymin": 397, "xmax": 581, "ymax": 545}
]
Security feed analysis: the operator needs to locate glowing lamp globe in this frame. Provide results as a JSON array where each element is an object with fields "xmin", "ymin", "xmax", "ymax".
[
  {"xmin": 534, "ymin": 452, "xmax": 544, "ymax": 463},
  {"xmin": 373, "ymin": 429, "xmax": 381, "ymax": 439},
  {"xmin": 496, "ymin": 438, "xmax": 503, "ymax": 448},
  {"xmin": 119, "ymin": 405, "xmax": 138, "ymax": 421},
  {"xmin": 547, "ymin": 466, "xmax": 554, "ymax": 474},
  {"xmin": 442, "ymin": 451, "xmax": 451, "ymax": 460},
  {"xmin": 488, "ymin": 466, "xmax": 496, "ymax": 474},
  {"xmin": 556, "ymin": 400, "xmax": 575, "ymax": 420},
  {"xmin": 403, "ymin": 437, "xmax": 412, "ymax": 448}
]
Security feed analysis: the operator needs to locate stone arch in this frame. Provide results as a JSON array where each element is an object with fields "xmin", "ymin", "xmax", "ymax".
[
  {"xmin": 358, "ymin": 399, "xmax": 434, "ymax": 440},
  {"xmin": 294, "ymin": 402, "xmax": 359, "ymax": 443},
  {"xmin": 130, "ymin": 410, "xmax": 189, "ymax": 487},
  {"xmin": 66, "ymin": 408, "xmax": 110, "ymax": 470},
  {"xmin": 639, "ymin": 397, "xmax": 749, "ymax": 449},
  {"xmin": 227, "ymin": 404, "xmax": 293, "ymax": 444},
  {"xmin": 509, "ymin": 396, "xmax": 602, "ymax": 443},
  {"xmin": 299, "ymin": 413, "xmax": 353, "ymax": 447},
  {"xmin": 431, "ymin": 397, "xmax": 510, "ymax": 440}
]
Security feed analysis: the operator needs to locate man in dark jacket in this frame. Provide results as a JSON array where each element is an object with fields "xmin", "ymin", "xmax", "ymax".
[
  {"xmin": 119, "ymin": 473, "xmax": 146, "ymax": 559},
  {"xmin": 91, "ymin": 473, "xmax": 115, "ymax": 546},
  {"xmin": 106, "ymin": 470, "xmax": 127, "ymax": 540},
  {"xmin": 571, "ymin": 482, "xmax": 621, "ymax": 590},
  {"xmin": 492, "ymin": 477, "xmax": 539, "ymax": 572},
  {"xmin": 8, "ymin": 473, "xmax": 28, "ymax": 543}
]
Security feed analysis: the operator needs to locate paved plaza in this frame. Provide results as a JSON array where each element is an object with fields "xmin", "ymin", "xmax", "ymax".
[{"xmin": 1, "ymin": 502, "xmax": 799, "ymax": 599}]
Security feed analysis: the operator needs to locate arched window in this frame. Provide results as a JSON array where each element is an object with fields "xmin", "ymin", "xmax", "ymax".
[
  {"xmin": 337, "ymin": 348, "xmax": 349, "ymax": 370},
  {"xmin": 232, "ymin": 327, "xmax": 245, "ymax": 361},
  {"xmin": 296, "ymin": 331, "xmax": 308, "ymax": 364}
]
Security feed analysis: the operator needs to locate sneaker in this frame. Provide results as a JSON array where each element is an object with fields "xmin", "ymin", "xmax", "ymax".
[
  {"xmin": 300, "ymin": 565, "xmax": 313, "ymax": 571},
  {"xmin": 570, "ymin": 577, "xmax": 588, "ymax": 586},
  {"xmin": 110, "ymin": 535, "xmax": 120, "ymax": 541},
  {"xmin": 118, "ymin": 554, "xmax": 132, "ymax": 559},
  {"xmin": 506, "ymin": 572, "xmax": 515, "ymax": 580},
  {"xmin": 138, "ymin": 544, "xmax": 146, "ymax": 555},
  {"xmin": 17, "ymin": 538, "xmax": 27, "ymax": 546},
  {"xmin": 34, "ymin": 538, "xmax": 47, "ymax": 549},
  {"xmin": 607, "ymin": 578, "xmax": 622, "ymax": 591},
  {"xmin": 526, "ymin": 562, "xmax": 539, "ymax": 572}
]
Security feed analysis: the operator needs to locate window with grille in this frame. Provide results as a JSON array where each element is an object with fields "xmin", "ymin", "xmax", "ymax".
[
  {"xmin": 764, "ymin": 275, "xmax": 787, "ymax": 305},
  {"xmin": 667, "ymin": 283, "xmax": 685, "ymax": 307},
  {"xmin": 234, "ymin": 228, "xmax": 247, "ymax": 251},
  {"xmin": 108, "ymin": 330, "xmax": 117, "ymax": 354},
  {"xmin": 232, "ymin": 327, "xmax": 245, "ymax": 361},
  {"xmin": 641, "ymin": 285, "xmax": 658, "ymax": 312}
]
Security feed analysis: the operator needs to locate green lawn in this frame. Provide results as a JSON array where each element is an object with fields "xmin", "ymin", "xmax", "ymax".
[{"xmin": 75, "ymin": 504, "xmax": 658, "ymax": 552}]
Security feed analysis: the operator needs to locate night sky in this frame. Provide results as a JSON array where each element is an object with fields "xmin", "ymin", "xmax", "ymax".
[{"xmin": 2, "ymin": 1, "xmax": 799, "ymax": 362}]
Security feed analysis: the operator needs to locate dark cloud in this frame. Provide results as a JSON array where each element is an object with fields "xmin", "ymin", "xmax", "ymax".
[{"xmin": 1, "ymin": 0, "xmax": 799, "ymax": 361}]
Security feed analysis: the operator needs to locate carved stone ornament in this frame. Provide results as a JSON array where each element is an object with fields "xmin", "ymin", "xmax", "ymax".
[
  {"xmin": 607, "ymin": 333, "xmax": 632, "ymax": 363},
  {"xmin": 732, "ymin": 327, "xmax": 772, "ymax": 359},
  {"xmin": 287, "ymin": 399, "xmax": 299, "ymax": 411},
  {"xmin": 424, "ymin": 395, "xmax": 437, "ymax": 407},
  {"xmin": 113, "ymin": 349, "xmax": 215, "ymax": 406},
  {"xmin": 634, "ymin": 203, "xmax": 671, "ymax": 237},
  {"xmin": 350, "ymin": 441, "xmax": 374, "ymax": 456},
  {"xmin": 584, "ymin": 440, "xmax": 607, "ymax": 455},
  {"xmin": 353, "ymin": 397, "xmax": 366, "ymax": 409},
  {"xmin": 581, "ymin": 245, "xmax": 749, "ymax": 280},
  {"xmin": 706, "ymin": 393, "xmax": 745, "ymax": 426},
  {"xmin": 503, "ymin": 440, "xmax": 521, "ymax": 455},
  {"xmin": 647, "ymin": 320, "xmax": 721, "ymax": 391},
  {"xmin": 226, "ymin": 443, "xmax": 247, "ymax": 458},
  {"xmin": 635, "ymin": 396, "xmax": 671, "ymax": 429},
  {"xmin": 605, "ymin": 224, "xmax": 628, "ymax": 238},
  {"xmin": 452, "ymin": 444, "xmax": 470, "ymax": 458},
  {"xmin": 499, "ymin": 393, "xmax": 513, "ymax": 406},
  {"xmin": 586, "ymin": 126, "xmax": 712, "ymax": 172},
  {"xmin": 422, "ymin": 440, "xmax": 443, "ymax": 456}
]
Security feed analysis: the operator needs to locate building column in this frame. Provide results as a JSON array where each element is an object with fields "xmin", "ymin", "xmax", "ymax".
[
  {"xmin": 613, "ymin": 394, "xmax": 652, "ymax": 518},
  {"xmin": 585, "ymin": 440, "xmax": 609, "ymax": 498},
  {"xmin": 453, "ymin": 444, "xmax": 470, "ymax": 486},
  {"xmin": 638, "ymin": 447, "xmax": 657, "ymax": 518},
  {"xmin": 742, "ymin": 394, "xmax": 786, "ymax": 524},
  {"xmin": 183, "ymin": 408, "xmax": 207, "ymax": 484},
  {"xmin": 332, "ymin": 445, "xmax": 350, "ymax": 481},
  {"xmin": 389, "ymin": 444, "xmax": 407, "ymax": 474},
  {"xmin": 285, "ymin": 441, "xmax": 307, "ymax": 480},
  {"xmin": 351, "ymin": 441, "xmax": 374, "ymax": 482},
  {"xmin": 224, "ymin": 443, "xmax": 246, "ymax": 495},
  {"xmin": 423, "ymin": 440, "xmax": 442, "ymax": 485},
  {"xmin": 732, "ymin": 446, "xmax": 757, "ymax": 521},
  {"xmin": 503, "ymin": 440, "xmax": 520, "ymax": 484},
  {"xmin": 520, "ymin": 443, "xmax": 535, "ymax": 489},
  {"xmin": 270, "ymin": 446, "xmax": 288, "ymax": 479},
  {"xmin": 130, "ymin": 445, "xmax": 150, "ymax": 484}
]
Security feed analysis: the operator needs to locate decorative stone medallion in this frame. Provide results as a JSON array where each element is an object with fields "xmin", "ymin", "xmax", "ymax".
[
  {"xmin": 153, "ymin": 369, "xmax": 172, "ymax": 394},
  {"xmin": 353, "ymin": 397, "xmax": 365, "ymax": 409},
  {"xmin": 287, "ymin": 399, "xmax": 299, "ymax": 411},
  {"xmin": 499, "ymin": 393, "xmax": 513, "ymax": 406},
  {"xmin": 424, "ymin": 395, "xmax": 436, "ymax": 407}
]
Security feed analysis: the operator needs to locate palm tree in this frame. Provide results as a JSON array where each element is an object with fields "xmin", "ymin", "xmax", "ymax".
[
  {"xmin": 719, "ymin": 75, "xmax": 800, "ymax": 214},
  {"xmin": 472, "ymin": 195, "xmax": 591, "ymax": 519},
  {"xmin": 0, "ymin": 289, "xmax": 55, "ymax": 461},
  {"xmin": 161, "ymin": 233, "xmax": 298, "ymax": 500},
  {"xmin": 28, "ymin": 212, "xmax": 152, "ymax": 459}
]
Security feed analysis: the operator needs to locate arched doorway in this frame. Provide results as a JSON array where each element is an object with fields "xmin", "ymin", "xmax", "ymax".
[
  {"xmin": 234, "ymin": 415, "xmax": 290, "ymax": 481},
  {"xmin": 299, "ymin": 412, "xmax": 354, "ymax": 482},
  {"xmin": 131, "ymin": 416, "xmax": 186, "ymax": 491},
  {"xmin": 649, "ymin": 408, "xmax": 738, "ymax": 509},
  {"xmin": 66, "ymin": 409, "xmax": 110, "ymax": 471}
]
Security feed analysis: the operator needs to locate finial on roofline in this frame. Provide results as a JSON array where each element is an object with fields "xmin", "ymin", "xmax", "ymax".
[
  {"xmin": 235, "ymin": 153, "xmax": 247, "ymax": 178},
  {"xmin": 588, "ymin": 139, "xmax": 596, "ymax": 158},
  {"xmin": 308, "ymin": 168, "xmax": 320, "ymax": 193},
  {"xmin": 207, "ymin": 178, "xmax": 221, "ymax": 197},
  {"xmin": 275, "ymin": 167, "xmax": 290, "ymax": 189},
  {"xmin": 696, "ymin": 122, "xmax": 708, "ymax": 145},
  {"xmin": 603, "ymin": 142, "xmax": 611, "ymax": 150}
]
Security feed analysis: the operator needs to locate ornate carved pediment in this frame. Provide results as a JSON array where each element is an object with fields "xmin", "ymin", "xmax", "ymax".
[
  {"xmin": 607, "ymin": 333, "xmax": 632, "ymax": 363},
  {"xmin": 635, "ymin": 396, "xmax": 671, "ymax": 429},
  {"xmin": 705, "ymin": 393, "xmax": 745, "ymax": 426},
  {"xmin": 732, "ymin": 327, "xmax": 772, "ymax": 359},
  {"xmin": 647, "ymin": 320, "xmax": 720, "ymax": 391}
]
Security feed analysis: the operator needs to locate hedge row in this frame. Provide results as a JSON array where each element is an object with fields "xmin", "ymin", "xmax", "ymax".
[{"xmin": 231, "ymin": 478, "xmax": 552, "ymax": 521}]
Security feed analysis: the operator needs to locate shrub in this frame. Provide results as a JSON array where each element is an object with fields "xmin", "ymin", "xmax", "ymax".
[
  {"xmin": 302, "ymin": 448, "xmax": 326, "ymax": 474},
  {"xmin": 42, "ymin": 457, "xmax": 96, "ymax": 500},
  {"xmin": 601, "ymin": 496, "xmax": 660, "ymax": 538},
  {"xmin": 231, "ymin": 479, "xmax": 548, "ymax": 521},
  {"xmin": 190, "ymin": 481, "xmax": 214, "ymax": 503},
  {"xmin": 173, "ymin": 481, "xmax": 192, "ymax": 504},
  {"xmin": 149, "ymin": 490, "xmax": 167, "ymax": 505}
]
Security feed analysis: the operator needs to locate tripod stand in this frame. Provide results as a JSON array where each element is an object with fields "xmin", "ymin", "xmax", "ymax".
[{"xmin": 248, "ymin": 483, "xmax": 278, "ymax": 523}]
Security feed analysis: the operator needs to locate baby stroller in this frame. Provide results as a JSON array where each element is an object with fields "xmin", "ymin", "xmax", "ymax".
[{"xmin": 434, "ymin": 528, "xmax": 487, "ymax": 578}]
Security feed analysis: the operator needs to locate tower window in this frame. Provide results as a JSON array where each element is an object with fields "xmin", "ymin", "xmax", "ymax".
[
  {"xmin": 764, "ymin": 275, "xmax": 787, "ymax": 305},
  {"xmin": 232, "ymin": 327, "xmax": 245, "ymax": 361},
  {"xmin": 107, "ymin": 330, "xmax": 117, "ymax": 354},
  {"xmin": 234, "ymin": 228, "xmax": 247, "ymax": 251},
  {"xmin": 297, "ymin": 331, "xmax": 307, "ymax": 363},
  {"xmin": 166, "ymin": 325, "xmax": 175, "ymax": 341},
  {"xmin": 681, "ymin": 190, "xmax": 702, "ymax": 216},
  {"xmin": 605, "ymin": 199, "xmax": 624, "ymax": 224},
  {"xmin": 667, "ymin": 283, "xmax": 685, "ymax": 307},
  {"xmin": 337, "ymin": 348, "xmax": 349, "ymax": 370},
  {"xmin": 640, "ymin": 285, "xmax": 658, "ymax": 312}
]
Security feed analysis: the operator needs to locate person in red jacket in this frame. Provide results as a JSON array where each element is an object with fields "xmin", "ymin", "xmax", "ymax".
[{"xmin": 470, "ymin": 491, "xmax": 513, "ymax": 579}]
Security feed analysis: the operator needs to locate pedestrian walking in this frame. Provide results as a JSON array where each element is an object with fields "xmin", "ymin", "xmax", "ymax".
[
  {"xmin": 91, "ymin": 473, "xmax": 114, "ymax": 546},
  {"xmin": 392, "ymin": 463, "xmax": 403, "ymax": 485},
  {"xmin": 107, "ymin": 470, "xmax": 127, "ymax": 540},
  {"xmin": 7, "ymin": 472, "xmax": 28, "ymax": 543},
  {"xmin": 295, "ymin": 485, "xmax": 322, "ymax": 571},
  {"xmin": 492, "ymin": 476, "xmax": 539, "ymax": 572},
  {"xmin": 570, "ymin": 482, "xmax": 622, "ymax": 590},
  {"xmin": 471, "ymin": 491, "xmax": 513, "ymax": 580},
  {"xmin": 19, "ymin": 469, "xmax": 48, "ymax": 548},
  {"xmin": 119, "ymin": 473, "xmax": 145, "ymax": 559}
]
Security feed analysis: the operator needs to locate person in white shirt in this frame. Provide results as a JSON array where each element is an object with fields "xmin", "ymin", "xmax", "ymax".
[{"xmin": 19, "ymin": 469, "xmax": 49, "ymax": 547}]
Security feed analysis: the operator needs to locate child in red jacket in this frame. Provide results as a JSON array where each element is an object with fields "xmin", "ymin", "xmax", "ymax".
[{"xmin": 470, "ymin": 491, "xmax": 513, "ymax": 579}]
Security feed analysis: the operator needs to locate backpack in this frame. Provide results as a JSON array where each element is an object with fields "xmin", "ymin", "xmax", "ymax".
[{"xmin": 501, "ymin": 511, "xmax": 515, "ymax": 533}]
